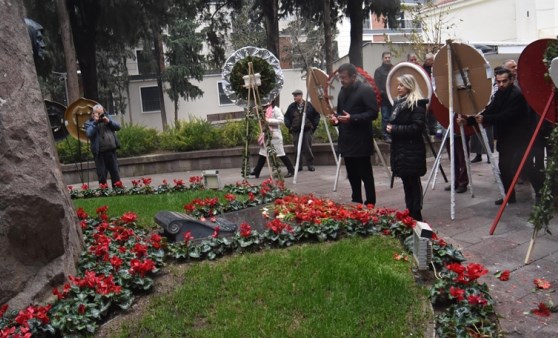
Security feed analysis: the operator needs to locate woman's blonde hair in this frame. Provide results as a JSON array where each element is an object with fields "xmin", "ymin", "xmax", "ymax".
[{"xmin": 397, "ymin": 74, "xmax": 424, "ymax": 108}]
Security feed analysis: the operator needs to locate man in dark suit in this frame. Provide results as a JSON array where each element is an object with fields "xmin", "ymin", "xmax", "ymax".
[
  {"xmin": 464, "ymin": 67, "xmax": 533, "ymax": 205},
  {"xmin": 328, "ymin": 63, "xmax": 379, "ymax": 205}
]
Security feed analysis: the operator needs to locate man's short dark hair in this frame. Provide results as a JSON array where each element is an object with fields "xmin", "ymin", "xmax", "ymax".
[
  {"xmin": 494, "ymin": 67, "xmax": 511, "ymax": 77},
  {"xmin": 381, "ymin": 51, "xmax": 391, "ymax": 58},
  {"xmin": 338, "ymin": 63, "xmax": 357, "ymax": 76}
]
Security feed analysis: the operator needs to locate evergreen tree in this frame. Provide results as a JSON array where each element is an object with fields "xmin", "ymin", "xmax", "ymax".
[{"xmin": 163, "ymin": 17, "xmax": 205, "ymax": 123}]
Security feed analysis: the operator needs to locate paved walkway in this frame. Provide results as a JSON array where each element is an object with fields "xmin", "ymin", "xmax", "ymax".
[{"xmin": 69, "ymin": 157, "xmax": 558, "ymax": 337}]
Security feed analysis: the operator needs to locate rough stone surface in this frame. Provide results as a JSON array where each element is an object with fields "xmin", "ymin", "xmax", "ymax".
[{"xmin": 0, "ymin": 0, "xmax": 83, "ymax": 310}]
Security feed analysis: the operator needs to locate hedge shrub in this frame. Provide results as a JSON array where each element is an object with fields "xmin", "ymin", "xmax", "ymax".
[{"xmin": 56, "ymin": 115, "xmax": 382, "ymax": 164}]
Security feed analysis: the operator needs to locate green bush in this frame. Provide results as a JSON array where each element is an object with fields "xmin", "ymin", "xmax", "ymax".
[
  {"xmin": 117, "ymin": 123, "xmax": 159, "ymax": 157},
  {"xmin": 58, "ymin": 114, "xmax": 380, "ymax": 164},
  {"xmin": 313, "ymin": 118, "xmax": 338, "ymax": 143},
  {"xmin": 159, "ymin": 118, "xmax": 220, "ymax": 151},
  {"xmin": 215, "ymin": 119, "xmax": 259, "ymax": 148},
  {"xmin": 56, "ymin": 137, "xmax": 93, "ymax": 164}
]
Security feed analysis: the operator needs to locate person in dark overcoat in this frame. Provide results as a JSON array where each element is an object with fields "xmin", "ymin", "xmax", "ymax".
[
  {"xmin": 386, "ymin": 74, "xmax": 427, "ymax": 221},
  {"xmin": 461, "ymin": 67, "xmax": 536, "ymax": 205},
  {"xmin": 328, "ymin": 63, "xmax": 379, "ymax": 205}
]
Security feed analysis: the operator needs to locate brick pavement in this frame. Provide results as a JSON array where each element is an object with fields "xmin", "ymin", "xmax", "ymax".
[{"xmin": 68, "ymin": 157, "xmax": 558, "ymax": 337}]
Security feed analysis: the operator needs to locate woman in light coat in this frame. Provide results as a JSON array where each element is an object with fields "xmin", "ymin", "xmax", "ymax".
[{"xmin": 250, "ymin": 102, "xmax": 295, "ymax": 178}]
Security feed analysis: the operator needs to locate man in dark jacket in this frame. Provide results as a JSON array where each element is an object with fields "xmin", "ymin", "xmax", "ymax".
[
  {"xmin": 374, "ymin": 51, "xmax": 394, "ymax": 143},
  {"xmin": 328, "ymin": 63, "xmax": 379, "ymax": 205},
  {"xmin": 284, "ymin": 89, "xmax": 320, "ymax": 171},
  {"xmin": 85, "ymin": 104, "xmax": 122, "ymax": 187},
  {"xmin": 464, "ymin": 68, "xmax": 532, "ymax": 205}
]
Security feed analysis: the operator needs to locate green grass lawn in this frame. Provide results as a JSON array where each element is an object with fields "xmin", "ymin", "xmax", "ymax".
[
  {"xmin": 73, "ymin": 193, "xmax": 430, "ymax": 336},
  {"xmin": 114, "ymin": 236, "xmax": 430, "ymax": 337},
  {"xmin": 72, "ymin": 190, "xmax": 228, "ymax": 228}
]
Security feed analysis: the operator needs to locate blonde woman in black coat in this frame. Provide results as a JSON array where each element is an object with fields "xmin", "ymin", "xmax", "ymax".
[{"xmin": 386, "ymin": 74, "xmax": 428, "ymax": 221}]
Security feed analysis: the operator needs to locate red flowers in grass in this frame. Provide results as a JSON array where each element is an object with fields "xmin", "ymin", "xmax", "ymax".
[
  {"xmin": 534, "ymin": 278, "xmax": 551, "ymax": 290},
  {"xmin": 189, "ymin": 176, "xmax": 203, "ymax": 184},
  {"xmin": 224, "ymin": 193, "xmax": 236, "ymax": 202},
  {"xmin": 99, "ymin": 183, "xmax": 109, "ymax": 190},
  {"xmin": 14, "ymin": 304, "xmax": 51, "ymax": 326},
  {"xmin": 239, "ymin": 222, "xmax": 252, "ymax": 238},
  {"xmin": 96, "ymin": 205, "xmax": 109, "ymax": 215},
  {"xmin": 395, "ymin": 210, "xmax": 416, "ymax": 227},
  {"xmin": 81, "ymin": 183, "xmax": 89, "ymax": 190},
  {"xmin": 173, "ymin": 178, "xmax": 185, "ymax": 187},
  {"xmin": 141, "ymin": 177, "xmax": 152, "ymax": 186},
  {"xmin": 0, "ymin": 304, "xmax": 8, "ymax": 317},
  {"xmin": 114, "ymin": 180, "xmax": 124, "ymax": 189},
  {"xmin": 467, "ymin": 294, "xmax": 488, "ymax": 307},
  {"xmin": 532, "ymin": 302, "xmax": 551, "ymax": 317},
  {"xmin": 132, "ymin": 243, "xmax": 148, "ymax": 258},
  {"xmin": 266, "ymin": 218, "xmax": 293, "ymax": 234},
  {"xmin": 449, "ymin": 288, "xmax": 488, "ymax": 307},
  {"xmin": 109, "ymin": 256, "xmax": 123, "ymax": 270},
  {"xmin": 447, "ymin": 262, "xmax": 488, "ymax": 284},
  {"xmin": 129, "ymin": 259, "xmax": 156, "ymax": 277},
  {"xmin": 120, "ymin": 211, "xmax": 137, "ymax": 224},
  {"xmin": 68, "ymin": 271, "xmax": 122, "ymax": 295},
  {"xmin": 449, "ymin": 286, "xmax": 465, "ymax": 301},
  {"xmin": 76, "ymin": 208, "xmax": 88, "ymax": 220},
  {"xmin": 52, "ymin": 284, "xmax": 71, "ymax": 300},
  {"xmin": 149, "ymin": 233, "xmax": 162, "ymax": 249},
  {"xmin": 431, "ymin": 233, "xmax": 447, "ymax": 247}
]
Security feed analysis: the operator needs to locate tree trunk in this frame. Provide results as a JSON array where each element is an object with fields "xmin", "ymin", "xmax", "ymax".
[
  {"xmin": 262, "ymin": 0, "xmax": 280, "ymax": 57},
  {"xmin": 347, "ymin": 0, "xmax": 364, "ymax": 67},
  {"xmin": 67, "ymin": 0, "xmax": 100, "ymax": 101},
  {"xmin": 55, "ymin": 0, "xmax": 80, "ymax": 104},
  {"xmin": 153, "ymin": 27, "xmax": 168, "ymax": 130},
  {"xmin": 262, "ymin": 0, "xmax": 280, "ymax": 105},
  {"xmin": 323, "ymin": 0, "xmax": 334, "ymax": 74}
]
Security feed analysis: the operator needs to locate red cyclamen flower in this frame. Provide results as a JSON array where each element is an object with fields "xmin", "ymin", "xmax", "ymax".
[
  {"xmin": 212, "ymin": 226, "xmax": 221, "ymax": 238},
  {"xmin": 532, "ymin": 302, "xmax": 551, "ymax": 317},
  {"xmin": 498, "ymin": 270, "xmax": 510, "ymax": 281},
  {"xmin": 184, "ymin": 231, "xmax": 194, "ymax": 243},
  {"xmin": 239, "ymin": 222, "xmax": 252, "ymax": 238},
  {"xmin": 120, "ymin": 211, "xmax": 137, "ymax": 224},
  {"xmin": 449, "ymin": 286, "xmax": 465, "ymax": 301},
  {"xmin": 467, "ymin": 294, "xmax": 487, "ymax": 306},
  {"xmin": 534, "ymin": 278, "xmax": 551, "ymax": 289}
]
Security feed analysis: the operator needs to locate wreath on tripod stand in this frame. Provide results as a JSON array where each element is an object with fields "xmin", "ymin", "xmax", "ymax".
[
  {"xmin": 221, "ymin": 46, "xmax": 284, "ymax": 180},
  {"xmin": 529, "ymin": 40, "xmax": 558, "ymax": 237}
]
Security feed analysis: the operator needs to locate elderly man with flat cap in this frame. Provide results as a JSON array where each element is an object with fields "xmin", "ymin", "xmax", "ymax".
[{"xmin": 284, "ymin": 89, "xmax": 321, "ymax": 171}]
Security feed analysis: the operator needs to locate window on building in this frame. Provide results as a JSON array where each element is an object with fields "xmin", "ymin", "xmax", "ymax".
[
  {"xmin": 218, "ymin": 81, "xmax": 234, "ymax": 105},
  {"xmin": 136, "ymin": 50, "xmax": 156, "ymax": 75},
  {"xmin": 140, "ymin": 86, "xmax": 160, "ymax": 112}
]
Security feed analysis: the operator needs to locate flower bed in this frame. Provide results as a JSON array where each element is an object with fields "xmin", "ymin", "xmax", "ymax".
[{"xmin": 1, "ymin": 177, "xmax": 505, "ymax": 337}]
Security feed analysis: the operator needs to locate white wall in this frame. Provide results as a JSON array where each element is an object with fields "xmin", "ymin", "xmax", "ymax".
[
  {"xmin": 124, "ymin": 69, "xmax": 308, "ymax": 130},
  {"xmin": 425, "ymin": 0, "xmax": 557, "ymax": 44}
]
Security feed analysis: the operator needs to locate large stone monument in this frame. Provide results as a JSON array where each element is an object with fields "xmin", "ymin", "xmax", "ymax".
[{"xmin": 0, "ymin": 0, "xmax": 83, "ymax": 309}]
